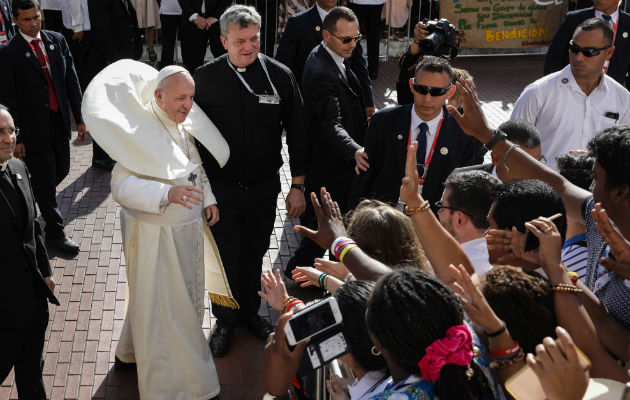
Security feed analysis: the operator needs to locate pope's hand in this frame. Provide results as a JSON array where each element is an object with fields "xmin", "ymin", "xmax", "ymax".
[
  {"xmin": 205, "ymin": 204, "xmax": 220, "ymax": 226},
  {"xmin": 168, "ymin": 185, "xmax": 202, "ymax": 209}
]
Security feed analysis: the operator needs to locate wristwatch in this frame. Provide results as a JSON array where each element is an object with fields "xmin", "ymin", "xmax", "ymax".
[
  {"xmin": 484, "ymin": 129, "xmax": 507, "ymax": 151},
  {"xmin": 290, "ymin": 183, "xmax": 306, "ymax": 193}
]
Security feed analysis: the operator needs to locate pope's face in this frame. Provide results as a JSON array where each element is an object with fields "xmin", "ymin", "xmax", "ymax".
[
  {"xmin": 155, "ymin": 73, "xmax": 195, "ymax": 124},
  {"xmin": 221, "ymin": 23, "xmax": 261, "ymax": 68},
  {"xmin": 0, "ymin": 110, "xmax": 17, "ymax": 163}
]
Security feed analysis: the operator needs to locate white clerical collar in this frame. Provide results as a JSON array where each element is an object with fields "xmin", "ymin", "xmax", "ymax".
[
  {"xmin": 322, "ymin": 42, "xmax": 346, "ymax": 68},
  {"xmin": 151, "ymin": 98, "xmax": 181, "ymax": 131},
  {"xmin": 316, "ymin": 2, "xmax": 328, "ymax": 22},
  {"xmin": 410, "ymin": 107, "xmax": 443, "ymax": 138},
  {"xmin": 595, "ymin": 8, "xmax": 619, "ymax": 24},
  {"xmin": 20, "ymin": 30, "xmax": 41, "ymax": 43},
  {"xmin": 0, "ymin": 161, "xmax": 8, "ymax": 171}
]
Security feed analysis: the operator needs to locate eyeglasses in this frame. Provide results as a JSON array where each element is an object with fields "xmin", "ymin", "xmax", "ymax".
[
  {"xmin": 1, "ymin": 127, "xmax": 19, "ymax": 137},
  {"xmin": 330, "ymin": 32, "xmax": 363, "ymax": 44},
  {"xmin": 568, "ymin": 40, "xmax": 611, "ymax": 57},
  {"xmin": 435, "ymin": 201, "xmax": 471, "ymax": 216},
  {"xmin": 412, "ymin": 82, "xmax": 453, "ymax": 96}
]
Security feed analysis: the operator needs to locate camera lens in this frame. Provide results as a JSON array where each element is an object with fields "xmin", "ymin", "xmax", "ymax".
[{"xmin": 420, "ymin": 32, "xmax": 444, "ymax": 55}]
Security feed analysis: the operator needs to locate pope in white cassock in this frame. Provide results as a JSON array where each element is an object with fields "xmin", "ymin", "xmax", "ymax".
[{"xmin": 82, "ymin": 60, "xmax": 237, "ymax": 399}]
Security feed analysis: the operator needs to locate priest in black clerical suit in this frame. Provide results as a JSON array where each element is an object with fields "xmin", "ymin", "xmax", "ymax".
[
  {"xmin": 0, "ymin": 106, "xmax": 59, "ymax": 400},
  {"xmin": 285, "ymin": 7, "xmax": 368, "ymax": 274},
  {"xmin": 275, "ymin": 0, "xmax": 374, "ymax": 112}
]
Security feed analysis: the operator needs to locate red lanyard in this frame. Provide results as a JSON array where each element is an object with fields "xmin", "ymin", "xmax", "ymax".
[
  {"xmin": 407, "ymin": 117, "xmax": 443, "ymax": 184},
  {"xmin": 0, "ymin": 12, "xmax": 6, "ymax": 45}
]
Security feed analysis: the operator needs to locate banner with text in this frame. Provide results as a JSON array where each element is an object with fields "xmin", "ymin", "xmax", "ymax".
[{"xmin": 440, "ymin": 0, "xmax": 566, "ymax": 48}]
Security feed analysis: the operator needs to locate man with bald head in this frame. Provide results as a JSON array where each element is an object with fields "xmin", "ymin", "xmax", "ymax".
[{"xmin": 83, "ymin": 61, "xmax": 233, "ymax": 399}]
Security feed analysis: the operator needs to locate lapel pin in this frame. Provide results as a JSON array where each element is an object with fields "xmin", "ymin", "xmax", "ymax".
[
  {"xmin": 623, "ymin": 32, "xmax": 628, "ymax": 38},
  {"xmin": 15, "ymin": 173, "xmax": 22, "ymax": 180},
  {"xmin": 49, "ymin": 44, "xmax": 55, "ymax": 50},
  {"xmin": 561, "ymin": 78, "xmax": 569, "ymax": 84},
  {"xmin": 316, "ymin": 26, "xmax": 321, "ymax": 31},
  {"xmin": 440, "ymin": 147, "xmax": 448, "ymax": 155},
  {"xmin": 25, "ymin": 52, "xmax": 31, "ymax": 57},
  {"xmin": 397, "ymin": 134, "xmax": 403, "ymax": 140}
]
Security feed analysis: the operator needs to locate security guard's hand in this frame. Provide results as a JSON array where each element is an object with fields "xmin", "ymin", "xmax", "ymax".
[
  {"xmin": 285, "ymin": 188, "xmax": 306, "ymax": 219},
  {"xmin": 14, "ymin": 143, "xmax": 26, "ymax": 160},
  {"xmin": 77, "ymin": 123, "xmax": 88, "ymax": 142},
  {"xmin": 205, "ymin": 204, "xmax": 220, "ymax": 226}
]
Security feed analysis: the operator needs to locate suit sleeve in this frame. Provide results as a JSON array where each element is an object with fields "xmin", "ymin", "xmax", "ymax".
[
  {"xmin": 282, "ymin": 70, "xmax": 309, "ymax": 177},
  {"xmin": 347, "ymin": 113, "xmax": 380, "ymax": 208},
  {"xmin": 88, "ymin": 0, "xmax": 119, "ymax": 63},
  {"xmin": 23, "ymin": 164, "xmax": 53, "ymax": 278},
  {"xmin": 178, "ymin": 0, "xmax": 200, "ymax": 20},
  {"xmin": 62, "ymin": 36, "xmax": 84, "ymax": 125},
  {"xmin": 275, "ymin": 17, "xmax": 299, "ymax": 71},
  {"xmin": 349, "ymin": 42, "xmax": 374, "ymax": 108},
  {"xmin": 544, "ymin": 14, "xmax": 572, "ymax": 76},
  {"xmin": 307, "ymin": 70, "xmax": 362, "ymax": 162}
]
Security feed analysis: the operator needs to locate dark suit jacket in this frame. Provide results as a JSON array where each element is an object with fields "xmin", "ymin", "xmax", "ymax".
[
  {"xmin": 348, "ymin": 104, "xmax": 485, "ymax": 210},
  {"xmin": 0, "ymin": 158, "xmax": 59, "ymax": 330},
  {"xmin": 0, "ymin": 30, "xmax": 83, "ymax": 151},
  {"xmin": 302, "ymin": 44, "xmax": 367, "ymax": 210},
  {"xmin": 544, "ymin": 7, "xmax": 630, "ymax": 86},
  {"xmin": 0, "ymin": 0, "xmax": 15, "ymax": 42},
  {"xmin": 275, "ymin": 6, "xmax": 374, "ymax": 107},
  {"xmin": 178, "ymin": 0, "xmax": 231, "ymax": 20},
  {"xmin": 83, "ymin": 0, "xmax": 142, "ymax": 79}
]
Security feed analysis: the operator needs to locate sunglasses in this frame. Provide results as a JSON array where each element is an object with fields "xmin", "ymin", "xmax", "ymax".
[
  {"xmin": 412, "ymin": 81, "xmax": 453, "ymax": 96},
  {"xmin": 435, "ymin": 201, "xmax": 471, "ymax": 216},
  {"xmin": 568, "ymin": 40, "xmax": 612, "ymax": 57},
  {"xmin": 330, "ymin": 32, "xmax": 363, "ymax": 44}
]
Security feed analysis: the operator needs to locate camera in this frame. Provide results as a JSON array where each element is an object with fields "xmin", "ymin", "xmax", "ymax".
[{"xmin": 420, "ymin": 18, "xmax": 461, "ymax": 59}]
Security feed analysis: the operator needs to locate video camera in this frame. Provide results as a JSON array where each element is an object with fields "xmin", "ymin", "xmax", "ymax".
[{"xmin": 420, "ymin": 18, "xmax": 461, "ymax": 59}]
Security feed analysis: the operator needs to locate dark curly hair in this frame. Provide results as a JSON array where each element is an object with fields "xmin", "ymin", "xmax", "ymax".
[
  {"xmin": 366, "ymin": 268, "xmax": 494, "ymax": 400},
  {"xmin": 334, "ymin": 281, "xmax": 387, "ymax": 372},
  {"xmin": 481, "ymin": 266, "xmax": 557, "ymax": 353},
  {"xmin": 588, "ymin": 126, "xmax": 630, "ymax": 189},
  {"xmin": 556, "ymin": 152, "xmax": 594, "ymax": 191}
]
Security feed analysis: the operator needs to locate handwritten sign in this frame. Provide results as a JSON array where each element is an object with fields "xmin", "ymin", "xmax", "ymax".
[{"xmin": 440, "ymin": 0, "xmax": 566, "ymax": 48}]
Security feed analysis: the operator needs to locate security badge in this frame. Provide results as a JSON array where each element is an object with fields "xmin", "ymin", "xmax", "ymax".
[
  {"xmin": 49, "ymin": 44, "xmax": 55, "ymax": 50},
  {"xmin": 397, "ymin": 134, "xmax": 403, "ymax": 140},
  {"xmin": 440, "ymin": 147, "xmax": 448, "ymax": 155},
  {"xmin": 316, "ymin": 26, "xmax": 321, "ymax": 32},
  {"xmin": 562, "ymin": 78, "xmax": 569, "ymax": 84},
  {"xmin": 258, "ymin": 94, "xmax": 280, "ymax": 104},
  {"xmin": 624, "ymin": 32, "xmax": 629, "ymax": 39}
]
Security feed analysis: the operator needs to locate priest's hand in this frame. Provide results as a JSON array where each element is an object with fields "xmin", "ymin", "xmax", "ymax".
[
  {"xmin": 285, "ymin": 189, "xmax": 306, "ymax": 219},
  {"xmin": 14, "ymin": 143, "xmax": 26, "ymax": 160},
  {"xmin": 77, "ymin": 123, "xmax": 88, "ymax": 142},
  {"xmin": 205, "ymin": 204, "xmax": 220, "ymax": 226},
  {"xmin": 44, "ymin": 276, "xmax": 56, "ymax": 294},
  {"xmin": 168, "ymin": 185, "xmax": 202, "ymax": 209}
]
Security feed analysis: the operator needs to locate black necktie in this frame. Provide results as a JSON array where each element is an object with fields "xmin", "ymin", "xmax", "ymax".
[
  {"xmin": 416, "ymin": 123, "xmax": 429, "ymax": 177},
  {"xmin": 0, "ymin": 166, "xmax": 26, "ymax": 227}
]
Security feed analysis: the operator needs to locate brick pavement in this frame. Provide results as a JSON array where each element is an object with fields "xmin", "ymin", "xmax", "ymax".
[{"xmin": 1, "ymin": 55, "xmax": 542, "ymax": 399}]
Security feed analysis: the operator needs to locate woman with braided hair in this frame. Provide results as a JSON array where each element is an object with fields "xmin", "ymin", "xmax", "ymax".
[{"xmin": 365, "ymin": 267, "xmax": 497, "ymax": 399}]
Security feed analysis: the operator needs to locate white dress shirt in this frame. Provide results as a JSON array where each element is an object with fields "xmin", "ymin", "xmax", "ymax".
[
  {"xmin": 160, "ymin": 0, "xmax": 182, "ymax": 15},
  {"xmin": 460, "ymin": 237, "xmax": 493, "ymax": 276},
  {"xmin": 594, "ymin": 8, "xmax": 619, "ymax": 24},
  {"xmin": 41, "ymin": 0, "xmax": 62, "ymax": 11},
  {"xmin": 511, "ymin": 65, "xmax": 630, "ymax": 170},
  {"xmin": 62, "ymin": 0, "xmax": 91, "ymax": 32},
  {"xmin": 409, "ymin": 107, "xmax": 443, "ymax": 162},
  {"xmin": 347, "ymin": 370, "xmax": 389, "ymax": 400},
  {"xmin": 316, "ymin": 2, "xmax": 328, "ymax": 22},
  {"xmin": 322, "ymin": 42, "xmax": 347, "ymax": 80}
]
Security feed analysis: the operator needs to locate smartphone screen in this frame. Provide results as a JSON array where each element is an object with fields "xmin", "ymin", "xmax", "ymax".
[{"xmin": 288, "ymin": 301, "xmax": 336, "ymax": 343}]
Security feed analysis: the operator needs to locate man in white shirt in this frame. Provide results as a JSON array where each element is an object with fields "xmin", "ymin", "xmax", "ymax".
[
  {"xmin": 437, "ymin": 170, "xmax": 500, "ymax": 276},
  {"xmin": 60, "ymin": 0, "xmax": 90, "ymax": 88},
  {"xmin": 511, "ymin": 18, "xmax": 630, "ymax": 170}
]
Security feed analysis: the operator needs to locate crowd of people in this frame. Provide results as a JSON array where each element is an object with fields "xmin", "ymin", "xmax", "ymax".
[{"xmin": 0, "ymin": 0, "xmax": 629, "ymax": 398}]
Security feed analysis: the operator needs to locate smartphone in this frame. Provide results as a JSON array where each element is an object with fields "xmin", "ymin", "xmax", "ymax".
[
  {"xmin": 284, "ymin": 297, "xmax": 343, "ymax": 346},
  {"xmin": 524, "ymin": 214, "xmax": 565, "ymax": 252},
  {"xmin": 505, "ymin": 341, "xmax": 590, "ymax": 400}
]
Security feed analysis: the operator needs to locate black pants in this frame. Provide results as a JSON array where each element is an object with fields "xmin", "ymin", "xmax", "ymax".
[
  {"xmin": 42, "ymin": 9, "xmax": 62, "ymax": 32},
  {"xmin": 180, "ymin": 18, "xmax": 225, "ymax": 73},
  {"xmin": 210, "ymin": 176, "xmax": 281, "ymax": 326},
  {"xmin": 159, "ymin": 14, "xmax": 182, "ymax": 69},
  {"xmin": 24, "ymin": 112, "xmax": 69, "ymax": 239},
  {"xmin": 348, "ymin": 2, "xmax": 383, "ymax": 75},
  {"xmin": 0, "ymin": 297, "xmax": 49, "ymax": 400}
]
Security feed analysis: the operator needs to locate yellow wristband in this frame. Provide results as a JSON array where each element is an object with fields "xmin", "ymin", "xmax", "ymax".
[{"xmin": 339, "ymin": 244, "xmax": 358, "ymax": 263}]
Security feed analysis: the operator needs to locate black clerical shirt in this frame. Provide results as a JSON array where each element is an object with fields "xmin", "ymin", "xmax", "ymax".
[{"xmin": 193, "ymin": 54, "xmax": 308, "ymax": 186}]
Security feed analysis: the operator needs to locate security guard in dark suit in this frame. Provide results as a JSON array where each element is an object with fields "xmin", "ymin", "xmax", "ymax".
[
  {"xmin": 0, "ymin": 0, "xmax": 86, "ymax": 254},
  {"xmin": 0, "ymin": 105, "xmax": 60, "ymax": 400}
]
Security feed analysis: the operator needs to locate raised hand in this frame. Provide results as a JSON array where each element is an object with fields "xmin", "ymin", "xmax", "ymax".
[
  {"xmin": 450, "ymin": 264, "xmax": 503, "ymax": 332},
  {"xmin": 314, "ymin": 258, "xmax": 350, "ymax": 281},
  {"xmin": 445, "ymin": 78, "xmax": 494, "ymax": 143},
  {"xmin": 258, "ymin": 269, "xmax": 290, "ymax": 311},
  {"xmin": 294, "ymin": 187, "xmax": 347, "ymax": 250},
  {"xmin": 291, "ymin": 266, "xmax": 321, "ymax": 288},
  {"xmin": 592, "ymin": 203, "xmax": 630, "ymax": 279},
  {"xmin": 399, "ymin": 141, "xmax": 424, "ymax": 208}
]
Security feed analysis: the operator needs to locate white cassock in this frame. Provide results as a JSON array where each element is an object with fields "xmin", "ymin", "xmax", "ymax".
[{"xmin": 82, "ymin": 60, "xmax": 235, "ymax": 400}]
